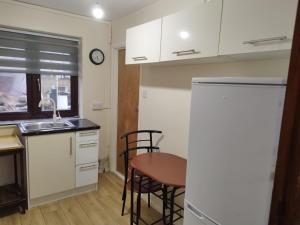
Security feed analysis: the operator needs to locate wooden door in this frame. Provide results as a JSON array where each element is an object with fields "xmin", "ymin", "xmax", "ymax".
[
  {"xmin": 269, "ymin": 0, "xmax": 300, "ymax": 224},
  {"xmin": 117, "ymin": 49, "xmax": 140, "ymax": 174}
]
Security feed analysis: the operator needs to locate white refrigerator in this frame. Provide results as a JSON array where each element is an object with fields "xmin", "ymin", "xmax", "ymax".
[{"xmin": 184, "ymin": 77, "xmax": 286, "ymax": 225}]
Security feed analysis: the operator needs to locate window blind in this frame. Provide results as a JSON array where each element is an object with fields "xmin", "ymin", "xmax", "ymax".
[{"xmin": 0, "ymin": 30, "xmax": 79, "ymax": 76}]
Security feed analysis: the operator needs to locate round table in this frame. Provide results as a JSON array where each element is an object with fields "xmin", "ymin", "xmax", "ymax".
[{"xmin": 130, "ymin": 152, "xmax": 187, "ymax": 225}]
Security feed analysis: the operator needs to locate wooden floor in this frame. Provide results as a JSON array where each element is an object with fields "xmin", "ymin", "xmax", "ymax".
[{"xmin": 0, "ymin": 173, "xmax": 163, "ymax": 225}]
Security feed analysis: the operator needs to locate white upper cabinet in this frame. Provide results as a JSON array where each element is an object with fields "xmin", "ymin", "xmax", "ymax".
[
  {"xmin": 160, "ymin": 0, "xmax": 223, "ymax": 61},
  {"xmin": 126, "ymin": 19, "xmax": 162, "ymax": 64},
  {"xmin": 219, "ymin": 0, "xmax": 298, "ymax": 55}
]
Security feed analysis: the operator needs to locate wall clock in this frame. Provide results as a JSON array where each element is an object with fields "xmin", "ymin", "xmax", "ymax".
[{"xmin": 89, "ymin": 48, "xmax": 105, "ymax": 65}]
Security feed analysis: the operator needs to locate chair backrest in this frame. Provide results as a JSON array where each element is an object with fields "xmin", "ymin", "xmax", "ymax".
[{"xmin": 120, "ymin": 130, "xmax": 162, "ymax": 179}]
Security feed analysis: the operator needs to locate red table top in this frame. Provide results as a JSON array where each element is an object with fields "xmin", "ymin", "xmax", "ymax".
[{"xmin": 130, "ymin": 152, "xmax": 187, "ymax": 188}]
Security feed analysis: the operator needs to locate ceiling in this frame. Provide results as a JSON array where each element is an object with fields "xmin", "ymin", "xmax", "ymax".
[{"xmin": 14, "ymin": 0, "xmax": 158, "ymax": 21}]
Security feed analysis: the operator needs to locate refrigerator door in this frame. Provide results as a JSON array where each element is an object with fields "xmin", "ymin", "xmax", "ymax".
[{"xmin": 185, "ymin": 82, "xmax": 285, "ymax": 225}]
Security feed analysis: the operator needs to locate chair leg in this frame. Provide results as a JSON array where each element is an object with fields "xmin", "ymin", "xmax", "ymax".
[
  {"xmin": 121, "ymin": 181, "xmax": 127, "ymax": 216},
  {"xmin": 121, "ymin": 195, "xmax": 126, "ymax": 216},
  {"xmin": 130, "ymin": 169, "xmax": 135, "ymax": 225},
  {"xmin": 148, "ymin": 192, "xmax": 151, "ymax": 208},
  {"xmin": 147, "ymin": 178, "xmax": 152, "ymax": 208}
]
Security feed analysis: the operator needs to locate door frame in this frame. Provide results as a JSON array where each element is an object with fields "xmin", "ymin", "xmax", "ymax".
[
  {"xmin": 110, "ymin": 43, "xmax": 125, "ymax": 178},
  {"xmin": 110, "ymin": 43, "xmax": 141, "ymax": 178},
  {"xmin": 269, "ymin": 0, "xmax": 300, "ymax": 224}
]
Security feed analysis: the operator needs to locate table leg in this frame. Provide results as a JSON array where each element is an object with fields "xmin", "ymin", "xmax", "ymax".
[
  {"xmin": 130, "ymin": 168, "xmax": 135, "ymax": 225},
  {"xmin": 168, "ymin": 188, "xmax": 177, "ymax": 225},
  {"xmin": 162, "ymin": 186, "xmax": 178, "ymax": 225},
  {"xmin": 162, "ymin": 185, "xmax": 168, "ymax": 225}
]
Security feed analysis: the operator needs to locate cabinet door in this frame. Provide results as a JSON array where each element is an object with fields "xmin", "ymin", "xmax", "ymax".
[
  {"xmin": 126, "ymin": 19, "xmax": 162, "ymax": 64},
  {"xmin": 28, "ymin": 133, "xmax": 75, "ymax": 199},
  {"xmin": 160, "ymin": 1, "xmax": 222, "ymax": 61},
  {"xmin": 219, "ymin": 0, "xmax": 298, "ymax": 55}
]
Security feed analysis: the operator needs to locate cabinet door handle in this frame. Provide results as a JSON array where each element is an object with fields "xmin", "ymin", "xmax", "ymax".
[
  {"xmin": 80, "ymin": 143, "xmax": 98, "ymax": 148},
  {"xmin": 132, "ymin": 56, "xmax": 148, "ymax": 61},
  {"xmin": 70, "ymin": 137, "xmax": 73, "ymax": 156},
  {"xmin": 79, "ymin": 131, "xmax": 97, "ymax": 137},
  {"xmin": 172, "ymin": 49, "xmax": 201, "ymax": 56},
  {"xmin": 243, "ymin": 36, "xmax": 288, "ymax": 45},
  {"xmin": 80, "ymin": 164, "xmax": 98, "ymax": 171}
]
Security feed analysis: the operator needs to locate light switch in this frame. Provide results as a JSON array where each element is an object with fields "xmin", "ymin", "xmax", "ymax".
[
  {"xmin": 92, "ymin": 101, "xmax": 104, "ymax": 110},
  {"xmin": 142, "ymin": 89, "xmax": 148, "ymax": 99}
]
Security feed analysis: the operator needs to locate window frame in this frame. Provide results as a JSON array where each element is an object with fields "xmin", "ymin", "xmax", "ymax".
[{"xmin": 0, "ymin": 74, "xmax": 78, "ymax": 121}]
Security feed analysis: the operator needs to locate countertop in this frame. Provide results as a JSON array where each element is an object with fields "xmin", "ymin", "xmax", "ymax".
[{"xmin": 0, "ymin": 118, "xmax": 100, "ymax": 136}]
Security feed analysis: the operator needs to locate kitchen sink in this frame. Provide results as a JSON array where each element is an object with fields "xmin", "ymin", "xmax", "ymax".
[{"xmin": 20, "ymin": 121, "xmax": 75, "ymax": 132}]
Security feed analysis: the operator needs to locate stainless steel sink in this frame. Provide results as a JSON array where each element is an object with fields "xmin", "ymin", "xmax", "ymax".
[{"xmin": 20, "ymin": 121, "xmax": 75, "ymax": 132}]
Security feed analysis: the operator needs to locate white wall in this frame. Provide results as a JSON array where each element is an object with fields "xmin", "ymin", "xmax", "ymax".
[
  {"xmin": 111, "ymin": 0, "xmax": 291, "ymax": 167},
  {"xmin": 139, "ymin": 59, "xmax": 290, "ymax": 159},
  {"xmin": 0, "ymin": 0, "xmax": 111, "ymax": 184}
]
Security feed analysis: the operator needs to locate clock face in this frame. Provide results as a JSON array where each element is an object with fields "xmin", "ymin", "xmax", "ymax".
[{"xmin": 89, "ymin": 49, "xmax": 104, "ymax": 65}]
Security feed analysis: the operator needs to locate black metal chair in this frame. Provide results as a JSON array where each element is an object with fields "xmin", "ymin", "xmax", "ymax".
[{"xmin": 120, "ymin": 130, "xmax": 163, "ymax": 216}]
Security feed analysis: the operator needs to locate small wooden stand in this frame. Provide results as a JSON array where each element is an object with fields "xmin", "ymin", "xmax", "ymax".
[{"xmin": 0, "ymin": 135, "xmax": 26, "ymax": 215}]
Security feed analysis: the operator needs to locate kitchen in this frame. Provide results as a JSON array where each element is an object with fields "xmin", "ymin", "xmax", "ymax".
[{"xmin": 0, "ymin": 0, "xmax": 299, "ymax": 224}]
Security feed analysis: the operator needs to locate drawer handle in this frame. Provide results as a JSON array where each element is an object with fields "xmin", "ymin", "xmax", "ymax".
[
  {"xmin": 243, "ymin": 36, "xmax": 288, "ymax": 45},
  {"xmin": 172, "ymin": 49, "xmax": 201, "ymax": 56},
  {"xmin": 132, "ymin": 56, "xmax": 148, "ymax": 61},
  {"xmin": 186, "ymin": 202, "xmax": 219, "ymax": 225},
  {"xmin": 187, "ymin": 203, "xmax": 205, "ymax": 220},
  {"xmin": 79, "ymin": 131, "xmax": 97, "ymax": 137},
  {"xmin": 80, "ymin": 143, "xmax": 98, "ymax": 148},
  {"xmin": 80, "ymin": 164, "xmax": 98, "ymax": 171}
]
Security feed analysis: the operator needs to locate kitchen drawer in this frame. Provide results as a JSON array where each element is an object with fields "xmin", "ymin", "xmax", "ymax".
[
  {"xmin": 76, "ymin": 141, "xmax": 98, "ymax": 165},
  {"xmin": 76, "ymin": 162, "xmax": 98, "ymax": 187},
  {"xmin": 76, "ymin": 130, "xmax": 99, "ymax": 143}
]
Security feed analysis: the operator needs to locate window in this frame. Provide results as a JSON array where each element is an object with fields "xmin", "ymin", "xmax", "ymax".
[
  {"xmin": 0, "ymin": 73, "xmax": 27, "ymax": 113},
  {"xmin": 0, "ymin": 29, "xmax": 79, "ymax": 120},
  {"xmin": 41, "ymin": 75, "xmax": 72, "ymax": 111}
]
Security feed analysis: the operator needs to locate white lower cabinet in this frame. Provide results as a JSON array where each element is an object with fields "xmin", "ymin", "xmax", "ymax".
[
  {"xmin": 27, "ymin": 129, "xmax": 99, "ymax": 202},
  {"xmin": 27, "ymin": 133, "xmax": 76, "ymax": 199}
]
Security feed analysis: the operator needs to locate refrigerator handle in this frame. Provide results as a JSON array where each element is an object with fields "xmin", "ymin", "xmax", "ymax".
[
  {"xmin": 186, "ymin": 202, "xmax": 205, "ymax": 220},
  {"xmin": 186, "ymin": 201, "xmax": 220, "ymax": 225}
]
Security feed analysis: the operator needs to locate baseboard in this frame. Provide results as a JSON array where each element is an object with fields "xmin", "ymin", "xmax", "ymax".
[
  {"xmin": 112, "ymin": 170, "xmax": 124, "ymax": 180},
  {"xmin": 28, "ymin": 183, "xmax": 97, "ymax": 208}
]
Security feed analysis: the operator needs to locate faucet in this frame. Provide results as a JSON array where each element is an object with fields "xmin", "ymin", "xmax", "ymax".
[{"xmin": 38, "ymin": 97, "xmax": 61, "ymax": 122}]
